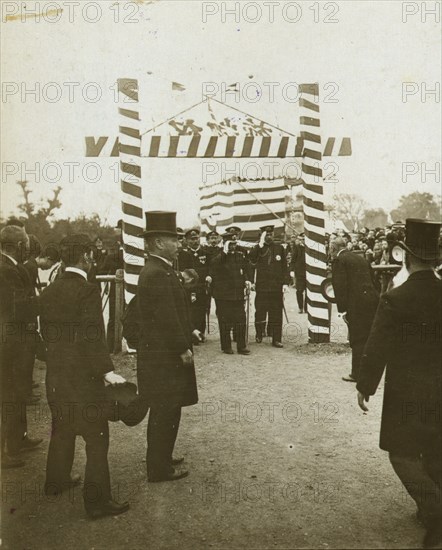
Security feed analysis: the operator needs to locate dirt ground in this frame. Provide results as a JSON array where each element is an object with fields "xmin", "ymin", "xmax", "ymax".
[{"xmin": 1, "ymin": 289, "xmax": 426, "ymax": 549}]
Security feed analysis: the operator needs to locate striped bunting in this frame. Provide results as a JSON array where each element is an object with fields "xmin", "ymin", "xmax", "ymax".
[
  {"xmin": 118, "ymin": 78, "xmax": 145, "ymax": 303},
  {"xmin": 200, "ymin": 177, "xmax": 288, "ymax": 239},
  {"xmin": 141, "ymin": 134, "xmax": 351, "ymax": 158},
  {"xmin": 299, "ymin": 83, "xmax": 330, "ymax": 343}
]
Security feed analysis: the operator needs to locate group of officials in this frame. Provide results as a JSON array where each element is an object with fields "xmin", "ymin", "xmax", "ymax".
[{"xmin": 1, "ymin": 212, "xmax": 441, "ymax": 548}]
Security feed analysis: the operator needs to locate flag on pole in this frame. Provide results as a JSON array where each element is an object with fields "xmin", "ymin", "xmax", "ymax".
[{"xmin": 200, "ymin": 176, "xmax": 289, "ymax": 240}]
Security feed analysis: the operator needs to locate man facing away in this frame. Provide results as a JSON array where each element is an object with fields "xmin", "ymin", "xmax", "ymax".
[
  {"xmin": 137, "ymin": 211, "xmax": 199, "ymax": 482},
  {"xmin": 357, "ymin": 219, "xmax": 441, "ymax": 549},
  {"xmin": 38, "ymin": 234, "xmax": 129, "ymax": 519},
  {"xmin": 249, "ymin": 225, "xmax": 290, "ymax": 348},
  {"xmin": 330, "ymin": 236, "xmax": 379, "ymax": 382}
]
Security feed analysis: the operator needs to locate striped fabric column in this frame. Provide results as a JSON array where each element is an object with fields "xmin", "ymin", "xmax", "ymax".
[
  {"xmin": 118, "ymin": 78, "xmax": 145, "ymax": 302},
  {"xmin": 299, "ymin": 83, "xmax": 330, "ymax": 343}
]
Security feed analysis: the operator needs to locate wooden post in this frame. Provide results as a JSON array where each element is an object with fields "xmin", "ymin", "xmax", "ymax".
[{"xmin": 113, "ymin": 269, "xmax": 124, "ymax": 354}]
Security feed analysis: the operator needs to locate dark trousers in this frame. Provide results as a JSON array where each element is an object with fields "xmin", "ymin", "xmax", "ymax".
[
  {"xmin": 106, "ymin": 282, "xmax": 116, "ymax": 353},
  {"xmin": 215, "ymin": 299, "xmax": 247, "ymax": 351},
  {"xmin": 351, "ymin": 343, "xmax": 365, "ymax": 381},
  {"xmin": 147, "ymin": 404, "xmax": 182, "ymax": 478},
  {"xmin": 389, "ymin": 449, "xmax": 441, "ymax": 522},
  {"xmin": 1, "ymin": 345, "xmax": 27, "ymax": 456},
  {"xmin": 255, "ymin": 291, "xmax": 283, "ymax": 343},
  {"xmin": 191, "ymin": 291, "xmax": 209, "ymax": 334},
  {"xmin": 45, "ymin": 402, "xmax": 111, "ymax": 510},
  {"xmin": 296, "ymin": 290, "xmax": 307, "ymax": 312}
]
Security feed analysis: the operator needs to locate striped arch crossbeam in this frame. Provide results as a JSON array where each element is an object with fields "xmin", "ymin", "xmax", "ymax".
[{"xmin": 117, "ymin": 78, "xmax": 333, "ymax": 342}]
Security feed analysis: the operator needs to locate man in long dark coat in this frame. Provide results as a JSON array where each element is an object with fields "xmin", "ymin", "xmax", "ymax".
[
  {"xmin": 208, "ymin": 233, "xmax": 252, "ymax": 355},
  {"xmin": 137, "ymin": 212, "xmax": 199, "ymax": 482},
  {"xmin": 0, "ymin": 225, "xmax": 41, "ymax": 468},
  {"xmin": 331, "ymin": 237, "xmax": 379, "ymax": 382},
  {"xmin": 38, "ymin": 234, "xmax": 129, "ymax": 519},
  {"xmin": 249, "ymin": 225, "xmax": 290, "ymax": 347},
  {"xmin": 357, "ymin": 219, "xmax": 441, "ymax": 549}
]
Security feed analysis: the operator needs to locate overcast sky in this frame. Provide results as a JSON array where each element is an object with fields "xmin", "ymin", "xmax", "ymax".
[{"xmin": 1, "ymin": 0, "xmax": 440, "ymax": 228}]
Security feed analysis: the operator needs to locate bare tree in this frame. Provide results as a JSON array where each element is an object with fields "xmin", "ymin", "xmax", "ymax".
[{"xmin": 333, "ymin": 193, "xmax": 368, "ymax": 231}]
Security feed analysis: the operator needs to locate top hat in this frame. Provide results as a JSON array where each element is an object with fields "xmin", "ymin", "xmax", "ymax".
[
  {"xmin": 260, "ymin": 225, "xmax": 275, "ymax": 233},
  {"xmin": 397, "ymin": 218, "xmax": 441, "ymax": 261},
  {"xmin": 185, "ymin": 228, "xmax": 200, "ymax": 238},
  {"xmin": 105, "ymin": 382, "xmax": 149, "ymax": 427},
  {"xmin": 139, "ymin": 211, "xmax": 177, "ymax": 237}
]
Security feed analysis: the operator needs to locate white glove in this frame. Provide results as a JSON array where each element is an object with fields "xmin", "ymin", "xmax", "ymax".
[
  {"xmin": 104, "ymin": 372, "xmax": 126, "ymax": 385},
  {"xmin": 192, "ymin": 329, "xmax": 203, "ymax": 342},
  {"xmin": 258, "ymin": 231, "xmax": 266, "ymax": 248},
  {"xmin": 205, "ymin": 275, "xmax": 212, "ymax": 284},
  {"xmin": 245, "ymin": 280, "xmax": 252, "ymax": 291},
  {"xmin": 289, "ymin": 271, "xmax": 295, "ymax": 278},
  {"xmin": 283, "ymin": 285, "xmax": 289, "ymax": 293}
]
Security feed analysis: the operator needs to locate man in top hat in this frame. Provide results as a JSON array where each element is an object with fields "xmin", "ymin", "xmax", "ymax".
[
  {"xmin": 38, "ymin": 234, "xmax": 129, "ymax": 518},
  {"xmin": 290, "ymin": 233, "xmax": 307, "ymax": 314},
  {"xmin": 330, "ymin": 236, "xmax": 379, "ymax": 382},
  {"xmin": 178, "ymin": 228, "xmax": 211, "ymax": 340},
  {"xmin": 357, "ymin": 219, "xmax": 442, "ymax": 549},
  {"xmin": 137, "ymin": 212, "xmax": 199, "ymax": 482},
  {"xmin": 249, "ymin": 225, "xmax": 290, "ymax": 348},
  {"xmin": 208, "ymin": 233, "xmax": 252, "ymax": 354}
]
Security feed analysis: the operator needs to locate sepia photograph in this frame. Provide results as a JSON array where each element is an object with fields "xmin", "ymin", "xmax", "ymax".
[{"xmin": 0, "ymin": 1, "xmax": 441, "ymax": 548}]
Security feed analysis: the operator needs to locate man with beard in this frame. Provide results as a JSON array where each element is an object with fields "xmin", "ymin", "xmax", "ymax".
[
  {"xmin": 330, "ymin": 237, "xmax": 379, "ymax": 382},
  {"xmin": 178, "ymin": 228, "xmax": 210, "ymax": 341},
  {"xmin": 357, "ymin": 219, "xmax": 441, "ymax": 549},
  {"xmin": 249, "ymin": 225, "xmax": 290, "ymax": 348},
  {"xmin": 208, "ymin": 233, "xmax": 252, "ymax": 355},
  {"xmin": 137, "ymin": 212, "xmax": 199, "ymax": 482}
]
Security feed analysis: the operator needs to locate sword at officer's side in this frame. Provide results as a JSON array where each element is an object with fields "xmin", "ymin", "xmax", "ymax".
[
  {"xmin": 282, "ymin": 294, "xmax": 289, "ymax": 324},
  {"xmin": 245, "ymin": 287, "xmax": 250, "ymax": 345}
]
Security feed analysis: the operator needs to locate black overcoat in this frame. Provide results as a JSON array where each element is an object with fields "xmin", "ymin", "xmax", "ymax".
[
  {"xmin": 290, "ymin": 244, "xmax": 306, "ymax": 290},
  {"xmin": 136, "ymin": 256, "xmax": 198, "ymax": 408},
  {"xmin": 331, "ymin": 250, "xmax": 379, "ymax": 347},
  {"xmin": 357, "ymin": 270, "xmax": 441, "ymax": 455},
  {"xmin": 38, "ymin": 271, "xmax": 113, "ymax": 406}
]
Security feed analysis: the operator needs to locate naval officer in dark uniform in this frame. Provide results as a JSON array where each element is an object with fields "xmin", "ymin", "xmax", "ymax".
[
  {"xmin": 178, "ymin": 228, "xmax": 211, "ymax": 340},
  {"xmin": 249, "ymin": 225, "xmax": 290, "ymax": 348},
  {"xmin": 137, "ymin": 212, "xmax": 199, "ymax": 482},
  {"xmin": 357, "ymin": 219, "xmax": 442, "ymax": 549},
  {"xmin": 208, "ymin": 233, "xmax": 252, "ymax": 355}
]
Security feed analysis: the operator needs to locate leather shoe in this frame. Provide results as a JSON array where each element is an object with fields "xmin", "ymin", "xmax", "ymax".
[
  {"xmin": 272, "ymin": 342, "xmax": 283, "ymax": 348},
  {"xmin": 44, "ymin": 474, "xmax": 82, "ymax": 496},
  {"xmin": 20, "ymin": 436, "xmax": 43, "ymax": 451},
  {"xmin": 87, "ymin": 500, "xmax": 130, "ymax": 520},
  {"xmin": 237, "ymin": 348, "xmax": 251, "ymax": 355},
  {"xmin": 342, "ymin": 374, "xmax": 357, "ymax": 383},
  {"xmin": 148, "ymin": 469, "xmax": 189, "ymax": 482},
  {"xmin": 222, "ymin": 349, "xmax": 234, "ymax": 354},
  {"xmin": 171, "ymin": 456, "xmax": 184, "ymax": 465},
  {"xmin": 32, "ymin": 382, "xmax": 39, "ymax": 389},
  {"xmin": 255, "ymin": 336, "xmax": 262, "ymax": 343},
  {"xmin": 2, "ymin": 454, "xmax": 25, "ymax": 469},
  {"xmin": 25, "ymin": 395, "xmax": 41, "ymax": 405}
]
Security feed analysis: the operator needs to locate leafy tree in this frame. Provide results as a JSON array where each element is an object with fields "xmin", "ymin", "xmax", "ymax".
[{"xmin": 390, "ymin": 192, "xmax": 441, "ymax": 222}]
